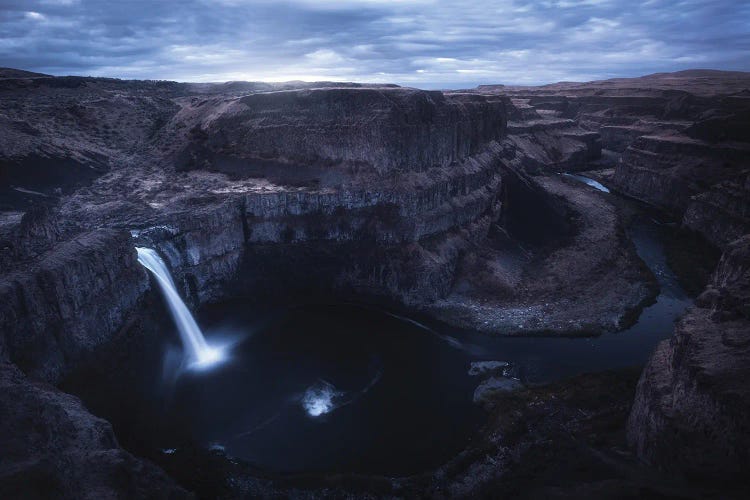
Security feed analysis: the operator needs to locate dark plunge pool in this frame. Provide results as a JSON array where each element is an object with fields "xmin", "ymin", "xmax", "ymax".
[
  {"xmin": 64, "ymin": 214, "xmax": 691, "ymax": 480},
  {"xmin": 162, "ymin": 303, "xmax": 485, "ymax": 476}
]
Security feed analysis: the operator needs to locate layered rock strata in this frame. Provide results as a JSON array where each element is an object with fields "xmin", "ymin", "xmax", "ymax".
[
  {"xmin": 0, "ymin": 226, "xmax": 148, "ymax": 383},
  {"xmin": 473, "ymin": 70, "xmax": 750, "ymax": 250}
]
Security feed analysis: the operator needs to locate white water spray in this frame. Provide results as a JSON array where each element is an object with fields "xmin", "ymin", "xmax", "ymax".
[
  {"xmin": 136, "ymin": 247, "xmax": 224, "ymax": 369},
  {"xmin": 302, "ymin": 380, "xmax": 342, "ymax": 417}
]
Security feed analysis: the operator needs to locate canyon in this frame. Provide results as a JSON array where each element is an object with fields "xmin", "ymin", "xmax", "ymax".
[{"xmin": 0, "ymin": 68, "xmax": 748, "ymax": 498}]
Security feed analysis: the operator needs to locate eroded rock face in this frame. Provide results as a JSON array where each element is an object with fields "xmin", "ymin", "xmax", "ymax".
[
  {"xmin": 0, "ymin": 77, "xmax": 181, "ymax": 209},
  {"xmin": 0, "ymin": 362, "xmax": 188, "ymax": 499},
  {"xmin": 424, "ymin": 173, "xmax": 656, "ymax": 334},
  {"xmin": 0, "ymin": 228, "xmax": 148, "ymax": 383},
  {"xmin": 613, "ymin": 133, "xmax": 750, "ymax": 217},
  {"xmin": 628, "ymin": 235, "xmax": 750, "ymax": 484},
  {"xmin": 0, "ymin": 74, "xmax": 660, "ymax": 341},
  {"xmin": 167, "ymin": 88, "xmax": 506, "ymax": 174},
  {"xmin": 112, "ymin": 95, "xmax": 507, "ymax": 310},
  {"xmin": 706, "ymin": 235, "xmax": 750, "ymax": 318},
  {"xmin": 683, "ymin": 173, "xmax": 750, "ymax": 250}
]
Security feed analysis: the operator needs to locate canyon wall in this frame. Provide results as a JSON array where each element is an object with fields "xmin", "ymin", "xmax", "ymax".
[
  {"xmin": 486, "ymin": 71, "xmax": 750, "ymax": 251},
  {"xmin": 124, "ymin": 88, "xmax": 509, "ymax": 309},
  {"xmin": 613, "ymin": 133, "xmax": 750, "ymax": 220},
  {"xmin": 479, "ymin": 72, "xmax": 750, "ymax": 486},
  {"xmin": 0, "ymin": 85, "xmax": 513, "ymax": 384},
  {"xmin": 0, "ymin": 362, "xmax": 189, "ymax": 498},
  {"xmin": 628, "ymin": 235, "xmax": 750, "ymax": 483},
  {"xmin": 0, "ymin": 227, "xmax": 148, "ymax": 383},
  {"xmin": 169, "ymin": 88, "xmax": 506, "ymax": 173}
]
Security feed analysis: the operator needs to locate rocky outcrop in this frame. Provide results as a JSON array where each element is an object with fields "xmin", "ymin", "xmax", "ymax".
[
  {"xmin": 0, "ymin": 205, "xmax": 69, "ymax": 270},
  {"xmin": 106, "ymin": 88, "xmax": 508, "ymax": 309},
  {"xmin": 505, "ymin": 121, "xmax": 601, "ymax": 171},
  {"xmin": 683, "ymin": 173, "xmax": 750, "ymax": 250},
  {"xmin": 599, "ymin": 121, "xmax": 690, "ymax": 153},
  {"xmin": 167, "ymin": 88, "xmax": 506, "ymax": 174},
  {"xmin": 0, "ymin": 77, "xmax": 180, "ymax": 209},
  {"xmin": 611, "ymin": 108, "xmax": 750, "ymax": 251},
  {"xmin": 612, "ymin": 133, "xmax": 750, "ymax": 216},
  {"xmin": 0, "ymin": 228, "xmax": 148, "ymax": 383},
  {"xmin": 0, "ymin": 362, "xmax": 188, "ymax": 499},
  {"xmin": 628, "ymin": 235, "xmax": 750, "ymax": 484},
  {"xmin": 706, "ymin": 234, "xmax": 750, "ymax": 317},
  {"xmin": 424, "ymin": 173, "xmax": 656, "ymax": 335},
  {"xmin": 133, "ymin": 199, "xmax": 247, "ymax": 307}
]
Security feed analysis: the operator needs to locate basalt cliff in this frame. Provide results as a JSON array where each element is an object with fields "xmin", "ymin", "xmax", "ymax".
[{"xmin": 1, "ymin": 68, "xmax": 749, "ymax": 498}]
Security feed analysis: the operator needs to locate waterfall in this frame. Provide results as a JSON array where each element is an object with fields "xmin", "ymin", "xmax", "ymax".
[
  {"xmin": 136, "ymin": 247, "xmax": 223, "ymax": 368},
  {"xmin": 562, "ymin": 173, "xmax": 611, "ymax": 193}
]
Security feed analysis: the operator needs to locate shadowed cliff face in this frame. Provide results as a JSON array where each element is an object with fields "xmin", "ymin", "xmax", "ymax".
[
  {"xmin": 126, "ymin": 88, "xmax": 510, "ymax": 310},
  {"xmin": 0, "ymin": 226, "xmax": 148, "ymax": 383},
  {"xmin": 628, "ymin": 235, "xmax": 750, "ymax": 485},
  {"xmin": 0, "ymin": 362, "xmax": 190, "ymax": 499}
]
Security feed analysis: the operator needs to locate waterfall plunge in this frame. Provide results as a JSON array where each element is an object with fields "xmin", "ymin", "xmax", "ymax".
[{"xmin": 136, "ymin": 247, "xmax": 224, "ymax": 369}]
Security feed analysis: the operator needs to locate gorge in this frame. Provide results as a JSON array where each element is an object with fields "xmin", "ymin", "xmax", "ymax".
[{"xmin": 0, "ymin": 68, "xmax": 748, "ymax": 499}]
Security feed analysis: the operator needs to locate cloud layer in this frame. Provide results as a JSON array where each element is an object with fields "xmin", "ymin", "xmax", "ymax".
[{"xmin": 1, "ymin": 0, "xmax": 748, "ymax": 87}]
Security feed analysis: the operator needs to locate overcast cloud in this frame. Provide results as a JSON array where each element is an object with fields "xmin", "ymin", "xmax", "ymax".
[{"xmin": 0, "ymin": 0, "xmax": 748, "ymax": 88}]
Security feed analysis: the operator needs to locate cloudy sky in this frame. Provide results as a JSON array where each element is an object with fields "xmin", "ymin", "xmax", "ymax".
[{"xmin": 1, "ymin": 0, "xmax": 748, "ymax": 88}]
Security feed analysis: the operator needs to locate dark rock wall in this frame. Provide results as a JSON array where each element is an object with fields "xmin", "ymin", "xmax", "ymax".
[
  {"xmin": 0, "ymin": 229, "xmax": 148, "ymax": 383},
  {"xmin": 118, "ymin": 88, "xmax": 512, "ymax": 309},
  {"xmin": 683, "ymin": 173, "xmax": 750, "ymax": 250},
  {"xmin": 628, "ymin": 235, "xmax": 750, "ymax": 484},
  {"xmin": 612, "ymin": 134, "xmax": 750, "ymax": 217},
  {"xmin": 136, "ymin": 147, "xmax": 504, "ymax": 308},
  {"xmin": 496, "ymin": 85, "xmax": 750, "ymax": 252},
  {"xmin": 134, "ymin": 199, "xmax": 247, "ymax": 307},
  {"xmin": 168, "ymin": 88, "xmax": 506, "ymax": 174},
  {"xmin": 1, "ymin": 85, "xmax": 511, "ymax": 384},
  {"xmin": 0, "ymin": 362, "xmax": 188, "ymax": 498}
]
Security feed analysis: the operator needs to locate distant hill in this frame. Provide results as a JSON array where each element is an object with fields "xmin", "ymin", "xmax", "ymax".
[
  {"xmin": 0, "ymin": 68, "xmax": 51, "ymax": 79},
  {"xmin": 641, "ymin": 69, "xmax": 750, "ymax": 79},
  {"xmin": 477, "ymin": 69, "xmax": 750, "ymax": 97}
]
